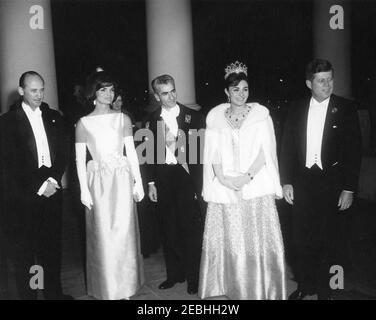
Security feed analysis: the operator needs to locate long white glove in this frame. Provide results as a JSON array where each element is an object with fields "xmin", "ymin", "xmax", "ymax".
[
  {"xmin": 75, "ymin": 143, "xmax": 93, "ymax": 210},
  {"xmin": 124, "ymin": 136, "xmax": 144, "ymax": 202}
]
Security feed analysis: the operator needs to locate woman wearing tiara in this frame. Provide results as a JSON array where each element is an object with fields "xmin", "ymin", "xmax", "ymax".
[
  {"xmin": 75, "ymin": 72, "xmax": 144, "ymax": 300},
  {"xmin": 199, "ymin": 62, "xmax": 286, "ymax": 300}
]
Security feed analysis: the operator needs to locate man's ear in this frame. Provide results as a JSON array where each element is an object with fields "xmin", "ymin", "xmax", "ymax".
[
  {"xmin": 306, "ymin": 80, "xmax": 312, "ymax": 90},
  {"xmin": 154, "ymin": 93, "xmax": 160, "ymax": 102},
  {"xmin": 18, "ymin": 86, "xmax": 24, "ymax": 96}
]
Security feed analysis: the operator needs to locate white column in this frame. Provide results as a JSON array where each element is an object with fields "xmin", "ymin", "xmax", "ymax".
[
  {"xmin": 313, "ymin": 0, "xmax": 351, "ymax": 98},
  {"xmin": 0, "ymin": 0, "xmax": 59, "ymax": 113},
  {"xmin": 146, "ymin": 0, "xmax": 199, "ymax": 110}
]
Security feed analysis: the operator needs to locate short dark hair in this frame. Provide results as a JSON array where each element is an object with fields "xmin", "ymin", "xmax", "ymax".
[
  {"xmin": 85, "ymin": 71, "xmax": 116, "ymax": 104},
  {"xmin": 113, "ymin": 88, "xmax": 125, "ymax": 103},
  {"xmin": 19, "ymin": 71, "xmax": 44, "ymax": 88},
  {"xmin": 151, "ymin": 74, "xmax": 175, "ymax": 94},
  {"xmin": 111, "ymin": 88, "xmax": 127, "ymax": 111},
  {"xmin": 305, "ymin": 59, "xmax": 334, "ymax": 81},
  {"xmin": 224, "ymin": 72, "xmax": 248, "ymax": 89}
]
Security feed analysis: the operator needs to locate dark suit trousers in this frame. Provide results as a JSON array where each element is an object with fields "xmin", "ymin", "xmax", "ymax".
[
  {"xmin": 291, "ymin": 165, "xmax": 347, "ymax": 295},
  {"xmin": 156, "ymin": 164, "xmax": 203, "ymax": 287},
  {"xmin": 0, "ymin": 226, "xmax": 8, "ymax": 299},
  {"xmin": 8, "ymin": 190, "xmax": 63, "ymax": 300}
]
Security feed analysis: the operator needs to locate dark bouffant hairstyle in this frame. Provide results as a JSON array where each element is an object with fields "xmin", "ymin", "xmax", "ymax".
[
  {"xmin": 224, "ymin": 72, "xmax": 248, "ymax": 89},
  {"xmin": 85, "ymin": 71, "xmax": 116, "ymax": 105},
  {"xmin": 305, "ymin": 59, "xmax": 333, "ymax": 81}
]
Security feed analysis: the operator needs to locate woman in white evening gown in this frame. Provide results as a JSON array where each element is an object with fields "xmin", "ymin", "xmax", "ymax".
[
  {"xmin": 75, "ymin": 72, "xmax": 144, "ymax": 300},
  {"xmin": 199, "ymin": 62, "xmax": 286, "ymax": 300}
]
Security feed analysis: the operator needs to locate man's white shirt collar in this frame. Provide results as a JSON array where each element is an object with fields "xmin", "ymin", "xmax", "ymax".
[
  {"xmin": 310, "ymin": 96, "xmax": 330, "ymax": 109},
  {"xmin": 160, "ymin": 104, "xmax": 180, "ymax": 119},
  {"xmin": 22, "ymin": 102, "xmax": 42, "ymax": 116}
]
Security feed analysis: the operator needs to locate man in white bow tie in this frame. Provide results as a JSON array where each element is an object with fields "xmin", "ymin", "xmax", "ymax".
[
  {"xmin": 1, "ymin": 71, "xmax": 71, "ymax": 300},
  {"xmin": 144, "ymin": 74, "xmax": 205, "ymax": 295},
  {"xmin": 280, "ymin": 59, "xmax": 362, "ymax": 300}
]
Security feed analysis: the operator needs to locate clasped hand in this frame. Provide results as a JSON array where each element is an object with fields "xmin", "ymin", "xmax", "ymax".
[
  {"xmin": 219, "ymin": 174, "xmax": 252, "ymax": 191},
  {"xmin": 42, "ymin": 180, "xmax": 60, "ymax": 198}
]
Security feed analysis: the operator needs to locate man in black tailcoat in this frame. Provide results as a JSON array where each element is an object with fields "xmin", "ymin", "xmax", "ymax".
[
  {"xmin": 144, "ymin": 74, "xmax": 205, "ymax": 295},
  {"xmin": 280, "ymin": 59, "xmax": 362, "ymax": 300},
  {"xmin": 1, "ymin": 71, "xmax": 71, "ymax": 300}
]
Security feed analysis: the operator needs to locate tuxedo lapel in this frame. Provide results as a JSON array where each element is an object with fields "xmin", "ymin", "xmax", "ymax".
[
  {"xmin": 321, "ymin": 95, "xmax": 337, "ymax": 165},
  {"xmin": 298, "ymin": 97, "xmax": 310, "ymax": 164},
  {"xmin": 150, "ymin": 108, "xmax": 166, "ymax": 163},
  {"xmin": 176, "ymin": 105, "xmax": 185, "ymax": 131},
  {"xmin": 176, "ymin": 104, "xmax": 190, "ymax": 132},
  {"xmin": 155, "ymin": 109, "xmax": 166, "ymax": 148},
  {"xmin": 15, "ymin": 107, "xmax": 38, "ymax": 166},
  {"xmin": 41, "ymin": 107, "xmax": 57, "ymax": 163},
  {"xmin": 175, "ymin": 105, "xmax": 190, "ymax": 172},
  {"xmin": 159, "ymin": 117, "xmax": 167, "ymax": 147}
]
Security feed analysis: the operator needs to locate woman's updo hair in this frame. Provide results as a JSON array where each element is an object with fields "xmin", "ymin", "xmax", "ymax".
[
  {"xmin": 85, "ymin": 71, "xmax": 117, "ymax": 105},
  {"xmin": 224, "ymin": 72, "xmax": 248, "ymax": 89}
]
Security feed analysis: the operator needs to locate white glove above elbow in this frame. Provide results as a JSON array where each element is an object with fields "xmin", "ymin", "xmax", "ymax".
[
  {"xmin": 75, "ymin": 143, "xmax": 94, "ymax": 210},
  {"xmin": 124, "ymin": 136, "xmax": 144, "ymax": 202}
]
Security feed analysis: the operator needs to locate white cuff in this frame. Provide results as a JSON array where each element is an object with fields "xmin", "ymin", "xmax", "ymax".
[
  {"xmin": 123, "ymin": 136, "xmax": 144, "ymax": 202},
  {"xmin": 48, "ymin": 177, "xmax": 58, "ymax": 185},
  {"xmin": 37, "ymin": 177, "xmax": 59, "ymax": 196},
  {"xmin": 75, "ymin": 142, "xmax": 93, "ymax": 209},
  {"xmin": 37, "ymin": 180, "xmax": 48, "ymax": 196}
]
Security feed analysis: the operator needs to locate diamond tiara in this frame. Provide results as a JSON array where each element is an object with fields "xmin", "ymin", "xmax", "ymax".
[{"xmin": 224, "ymin": 61, "xmax": 248, "ymax": 79}]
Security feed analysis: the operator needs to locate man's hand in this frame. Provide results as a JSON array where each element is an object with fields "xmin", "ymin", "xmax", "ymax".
[
  {"xmin": 42, "ymin": 181, "xmax": 60, "ymax": 198},
  {"xmin": 283, "ymin": 184, "xmax": 294, "ymax": 205},
  {"xmin": 338, "ymin": 190, "xmax": 354, "ymax": 211},
  {"xmin": 148, "ymin": 184, "xmax": 158, "ymax": 202}
]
